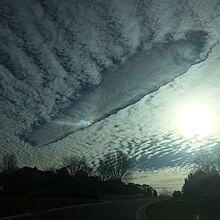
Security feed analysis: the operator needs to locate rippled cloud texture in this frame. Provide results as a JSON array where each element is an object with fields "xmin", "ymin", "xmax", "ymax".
[{"xmin": 1, "ymin": 0, "xmax": 220, "ymax": 191}]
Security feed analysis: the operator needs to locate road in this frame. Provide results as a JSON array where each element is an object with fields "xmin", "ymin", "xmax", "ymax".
[{"xmin": 3, "ymin": 198, "xmax": 161, "ymax": 220}]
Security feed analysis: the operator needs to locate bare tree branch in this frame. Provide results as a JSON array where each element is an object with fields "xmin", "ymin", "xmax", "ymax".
[
  {"xmin": 0, "ymin": 153, "xmax": 18, "ymax": 175},
  {"xmin": 62, "ymin": 156, "xmax": 92, "ymax": 177},
  {"xmin": 97, "ymin": 151, "xmax": 132, "ymax": 182}
]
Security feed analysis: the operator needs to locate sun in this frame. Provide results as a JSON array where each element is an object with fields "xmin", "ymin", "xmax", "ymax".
[{"xmin": 177, "ymin": 104, "xmax": 214, "ymax": 137}]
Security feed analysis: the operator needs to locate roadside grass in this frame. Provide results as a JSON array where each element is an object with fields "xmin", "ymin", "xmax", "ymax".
[
  {"xmin": 146, "ymin": 199, "xmax": 220, "ymax": 220},
  {"xmin": 0, "ymin": 196, "xmax": 99, "ymax": 218}
]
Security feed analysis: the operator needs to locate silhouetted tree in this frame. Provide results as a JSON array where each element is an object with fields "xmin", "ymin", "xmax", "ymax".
[
  {"xmin": 97, "ymin": 151, "xmax": 131, "ymax": 182},
  {"xmin": 62, "ymin": 156, "xmax": 92, "ymax": 177},
  {"xmin": 153, "ymin": 190, "xmax": 158, "ymax": 197},
  {"xmin": 0, "ymin": 153, "xmax": 18, "ymax": 175},
  {"xmin": 193, "ymin": 152, "xmax": 219, "ymax": 174},
  {"xmin": 125, "ymin": 183, "xmax": 157, "ymax": 197},
  {"xmin": 172, "ymin": 190, "xmax": 183, "ymax": 198},
  {"xmin": 180, "ymin": 151, "xmax": 220, "ymax": 199},
  {"xmin": 182, "ymin": 169, "xmax": 220, "ymax": 199}
]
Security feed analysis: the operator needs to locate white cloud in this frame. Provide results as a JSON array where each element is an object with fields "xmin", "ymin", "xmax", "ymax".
[{"xmin": 1, "ymin": 0, "xmax": 220, "ymax": 190}]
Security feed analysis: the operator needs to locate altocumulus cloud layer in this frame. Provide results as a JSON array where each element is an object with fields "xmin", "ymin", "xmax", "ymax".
[
  {"xmin": 1, "ymin": 0, "xmax": 220, "ymax": 190},
  {"xmin": 29, "ymin": 36, "xmax": 208, "ymax": 146}
]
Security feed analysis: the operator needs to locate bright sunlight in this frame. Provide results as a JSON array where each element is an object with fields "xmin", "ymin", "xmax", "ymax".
[{"xmin": 177, "ymin": 104, "xmax": 215, "ymax": 137}]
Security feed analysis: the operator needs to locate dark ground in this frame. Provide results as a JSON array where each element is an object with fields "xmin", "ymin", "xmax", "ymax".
[
  {"xmin": 146, "ymin": 199, "xmax": 220, "ymax": 220},
  {"xmin": 0, "ymin": 197, "xmax": 161, "ymax": 220},
  {"xmin": 0, "ymin": 196, "xmax": 99, "ymax": 218}
]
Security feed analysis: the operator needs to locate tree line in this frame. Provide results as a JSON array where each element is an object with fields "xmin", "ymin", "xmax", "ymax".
[
  {"xmin": 0, "ymin": 151, "xmax": 157, "ymax": 198},
  {"xmin": 173, "ymin": 151, "xmax": 220, "ymax": 200}
]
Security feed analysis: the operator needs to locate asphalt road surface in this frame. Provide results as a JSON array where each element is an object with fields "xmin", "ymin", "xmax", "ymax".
[{"xmin": 5, "ymin": 198, "xmax": 162, "ymax": 220}]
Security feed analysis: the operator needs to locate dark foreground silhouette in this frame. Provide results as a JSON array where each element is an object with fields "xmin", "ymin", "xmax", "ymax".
[
  {"xmin": 4, "ymin": 198, "xmax": 163, "ymax": 220},
  {"xmin": 0, "ymin": 165, "xmax": 157, "ymax": 198},
  {"xmin": 0, "ymin": 153, "xmax": 158, "ymax": 218},
  {"xmin": 146, "ymin": 153, "xmax": 220, "ymax": 220}
]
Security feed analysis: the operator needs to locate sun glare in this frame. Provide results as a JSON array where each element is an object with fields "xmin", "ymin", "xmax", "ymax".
[{"xmin": 177, "ymin": 104, "xmax": 214, "ymax": 138}]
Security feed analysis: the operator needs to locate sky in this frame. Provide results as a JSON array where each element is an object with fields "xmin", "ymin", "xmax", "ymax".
[{"xmin": 1, "ymin": 0, "xmax": 220, "ymax": 193}]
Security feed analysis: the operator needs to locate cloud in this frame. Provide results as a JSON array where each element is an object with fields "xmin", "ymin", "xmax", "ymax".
[
  {"xmin": 1, "ymin": 0, "xmax": 220, "ymax": 189},
  {"xmin": 29, "ymin": 35, "xmax": 209, "ymax": 146}
]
